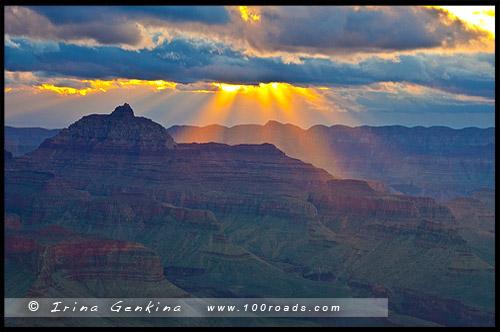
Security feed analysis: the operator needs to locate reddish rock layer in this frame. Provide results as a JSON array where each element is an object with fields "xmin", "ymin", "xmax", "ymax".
[{"xmin": 5, "ymin": 226, "xmax": 171, "ymax": 295}]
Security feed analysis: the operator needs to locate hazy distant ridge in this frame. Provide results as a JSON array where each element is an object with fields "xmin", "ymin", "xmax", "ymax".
[
  {"xmin": 168, "ymin": 121, "xmax": 495, "ymax": 201},
  {"xmin": 5, "ymin": 126, "xmax": 62, "ymax": 156}
]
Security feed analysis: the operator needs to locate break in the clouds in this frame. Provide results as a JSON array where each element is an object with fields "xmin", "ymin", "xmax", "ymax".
[
  {"xmin": 5, "ymin": 36, "xmax": 495, "ymax": 98},
  {"xmin": 4, "ymin": 5, "xmax": 495, "ymax": 129}
]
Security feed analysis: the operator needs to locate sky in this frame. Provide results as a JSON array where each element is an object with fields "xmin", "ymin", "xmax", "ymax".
[{"xmin": 4, "ymin": 5, "xmax": 496, "ymax": 129}]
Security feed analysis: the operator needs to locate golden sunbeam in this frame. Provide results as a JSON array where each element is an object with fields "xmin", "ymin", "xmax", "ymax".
[
  {"xmin": 195, "ymin": 91, "xmax": 235, "ymax": 126},
  {"xmin": 210, "ymin": 82, "xmax": 327, "ymax": 111},
  {"xmin": 213, "ymin": 83, "xmax": 245, "ymax": 93},
  {"xmin": 23, "ymin": 76, "xmax": 335, "ymax": 129},
  {"xmin": 206, "ymin": 82, "xmax": 331, "ymax": 127}
]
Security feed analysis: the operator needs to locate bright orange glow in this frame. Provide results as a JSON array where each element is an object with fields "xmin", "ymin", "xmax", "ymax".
[
  {"xmin": 81, "ymin": 79, "xmax": 117, "ymax": 92},
  {"xmin": 191, "ymin": 81, "xmax": 331, "ymax": 127},
  {"xmin": 239, "ymin": 6, "xmax": 260, "ymax": 22},
  {"xmin": 5, "ymin": 88, "xmax": 13, "ymax": 93},
  {"xmin": 34, "ymin": 78, "xmax": 178, "ymax": 96},
  {"xmin": 432, "ymin": 6, "xmax": 495, "ymax": 36},
  {"xmin": 189, "ymin": 89, "xmax": 216, "ymax": 93},
  {"xmin": 210, "ymin": 82, "xmax": 322, "ymax": 107},
  {"xmin": 478, "ymin": 9, "xmax": 495, "ymax": 17},
  {"xmin": 38, "ymin": 84, "xmax": 93, "ymax": 96},
  {"xmin": 31, "ymin": 77, "xmax": 322, "ymax": 103},
  {"xmin": 29, "ymin": 76, "xmax": 335, "ymax": 128},
  {"xmin": 213, "ymin": 83, "xmax": 245, "ymax": 93},
  {"xmin": 117, "ymin": 79, "xmax": 177, "ymax": 90}
]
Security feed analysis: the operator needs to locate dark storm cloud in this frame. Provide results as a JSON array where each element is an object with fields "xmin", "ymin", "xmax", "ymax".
[
  {"xmin": 4, "ymin": 38, "xmax": 243, "ymax": 83},
  {"xmin": 248, "ymin": 6, "xmax": 489, "ymax": 55},
  {"xmin": 28, "ymin": 6, "xmax": 230, "ymax": 25},
  {"xmin": 5, "ymin": 6, "xmax": 229, "ymax": 47},
  {"xmin": 5, "ymin": 37, "xmax": 495, "ymax": 99},
  {"xmin": 5, "ymin": 6, "xmax": 491, "ymax": 55},
  {"xmin": 4, "ymin": 6, "xmax": 144, "ymax": 46}
]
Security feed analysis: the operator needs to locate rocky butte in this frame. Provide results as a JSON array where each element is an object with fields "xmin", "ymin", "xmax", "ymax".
[{"xmin": 4, "ymin": 103, "xmax": 494, "ymax": 327}]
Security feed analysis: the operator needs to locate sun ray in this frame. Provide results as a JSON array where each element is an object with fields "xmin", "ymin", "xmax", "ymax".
[{"xmin": 14, "ymin": 73, "xmax": 336, "ymax": 129}]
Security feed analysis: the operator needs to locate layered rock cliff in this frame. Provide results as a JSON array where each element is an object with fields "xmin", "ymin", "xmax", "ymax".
[
  {"xmin": 168, "ymin": 121, "xmax": 494, "ymax": 201},
  {"xmin": 4, "ymin": 226, "xmax": 187, "ymax": 298},
  {"xmin": 4, "ymin": 103, "xmax": 494, "ymax": 327},
  {"xmin": 442, "ymin": 188, "xmax": 495, "ymax": 266}
]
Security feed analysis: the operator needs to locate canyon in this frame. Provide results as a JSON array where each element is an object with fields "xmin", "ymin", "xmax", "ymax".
[
  {"xmin": 4, "ymin": 104, "xmax": 494, "ymax": 327},
  {"xmin": 168, "ymin": 121, "xmax": 494, "ymax": 202}
]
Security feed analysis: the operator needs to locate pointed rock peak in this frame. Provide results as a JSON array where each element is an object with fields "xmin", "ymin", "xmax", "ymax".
[
  {"xmin": 36, "ymin": 103, "xmax": 176, "ymax": 153},
  {"xmin": 111, "ymin": 103, "xmax": 134, "ymax": 118},
  {"xmin": 265, "ymin": 120, "xmax": 282, "ymax": 127}
]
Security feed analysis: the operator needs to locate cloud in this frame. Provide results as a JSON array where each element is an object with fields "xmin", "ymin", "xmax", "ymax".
[
  {"xmin": 5, "ymin": 6, "xmax": 493, "ymax": 56},
  {"xmin": 5, "ymin": 71, "xmax": 41, "ymax": 87},
  {"xmin": 5, "ymin": 6, "xmax": 230, "ymax": 50},
  {"xmin": 315, "ymin": 81, "xmax": 494, "ymax": 129},
  {"xmin": 5, "ymin": 36, "xmax": 20, "ymax": 48},
  {"xmin": 5, "ymin": 76, "xmax": 494, "ymax": 130},
  {"xmin": 28, "ymin": 6, "xmax": 230, "ymax": 25},
  {"xmin": 226, "ymin": 6, "xmax": 493, "ymax": 58},
  {"xmin": 5, "ymin": 36, "xmax": 495, "ymax": 100},
  {"xmin": 4, "ymin": 6, "xmax": 494, "ymax": 130},
  {"xmin": 4, "ymin": 6, "xmax": 143, "ymax": 47},
  {"xmin": 347, "ymin": 82, "xmax": 494, "ymax": 111}
]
